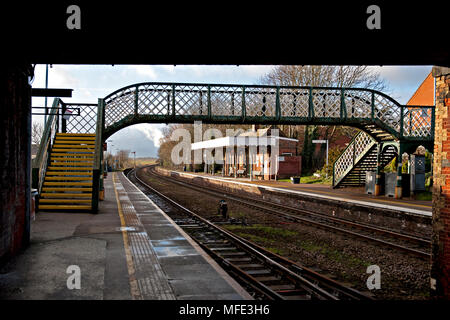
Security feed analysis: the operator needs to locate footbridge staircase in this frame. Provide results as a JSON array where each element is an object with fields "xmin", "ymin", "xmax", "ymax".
[{"xmin": 32, "ymin": 82, "xmax": 434, "ymax": 212}]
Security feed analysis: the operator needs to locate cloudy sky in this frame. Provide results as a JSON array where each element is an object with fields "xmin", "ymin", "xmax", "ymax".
[{"xmin": 30, "ymin": 65, "xmax": 433, "ymax": 157}]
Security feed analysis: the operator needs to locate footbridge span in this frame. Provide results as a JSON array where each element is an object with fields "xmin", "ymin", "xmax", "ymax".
[{"xmin": 32, "ymin": 82, "xmax": 435, "ymax": 212}]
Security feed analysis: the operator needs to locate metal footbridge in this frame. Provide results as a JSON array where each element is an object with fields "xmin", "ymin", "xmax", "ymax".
[{"xmin": 32, "ymin": 82, "xmax": 435, "ymax": 212}]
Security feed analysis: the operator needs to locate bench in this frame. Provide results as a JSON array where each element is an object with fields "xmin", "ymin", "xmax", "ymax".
[
  {"xmin": 237, "ymin": 169, "xmax": 245, "ymax": 175},
  {"xmin": 252, "ymin": 170, "xmax": 262, "ymax": 176}
]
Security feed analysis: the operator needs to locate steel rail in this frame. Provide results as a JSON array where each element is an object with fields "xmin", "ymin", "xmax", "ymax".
[
  {"xmin": 129, "ymin": 168, "xmax": 371, "ymax": 300},
  {"xmin": 146, "ymin": 166, "xmax": 431, "ymax": 259}
]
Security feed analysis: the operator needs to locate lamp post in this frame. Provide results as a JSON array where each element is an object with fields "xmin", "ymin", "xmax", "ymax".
[
  {"xmin": 109, "ymin": 143, "xmax": 115, "ymax": 170},
  {"xmin": 44, "ymin": 64, "xmax": 48, "ymax": 124},
  {"xmin": 131, "ymin": 151, "xmax": 136, "ymax": 168},
  {"xmin": 114, "ymin": 148, "xmax": 120, "ymax": 169},
  {"xmin": 106, "ymin": 140, "xmax": 113, "ymax": 173}
]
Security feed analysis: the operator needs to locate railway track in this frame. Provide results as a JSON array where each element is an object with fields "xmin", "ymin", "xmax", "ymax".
[
  {"xmin": 126, "ymin": 168, "xmax": 373, "ymax": 301},
  {"xmin": 142, "ymin": 165, "xmax": 431, "ymax": 260}
]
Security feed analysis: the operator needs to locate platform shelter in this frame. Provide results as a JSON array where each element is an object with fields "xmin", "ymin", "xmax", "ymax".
[{"xmin": 191, "ymin": 125, "xmax": 301, "ymax": 180}]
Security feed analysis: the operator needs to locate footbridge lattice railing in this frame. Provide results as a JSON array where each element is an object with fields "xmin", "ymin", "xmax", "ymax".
[
  {"xmin": 102, "ymin": 82, "xmax": 434, "ymax": 142},
  {"xmin": 37, "ymin": 83, "xmax": 435, "ymax": 211},
  {"xmin": 332, "ymin": 131, "xmax": 377, "ymax": 187}
]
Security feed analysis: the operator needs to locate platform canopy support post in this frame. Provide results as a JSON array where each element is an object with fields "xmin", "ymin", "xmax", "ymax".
[
  {"xmin": 222, "ymin": 147, "xmax": 225, "ymax": 177},
  {"xmin": 234, "ymin": 145, "xmax": 237, "ymax": 179},
  {"xmin": 249, "ymin": 145, "xmax": 255, "ymax": 182},
  {"xmin": 374, "ymin": 143, "xmax": 382, "ymax": 196},
  {"xmin": 394, "ymin": 142, "xmax": 405, "ymax": 199}
]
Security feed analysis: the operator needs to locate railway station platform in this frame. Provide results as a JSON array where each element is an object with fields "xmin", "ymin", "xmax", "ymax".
[
  {"xmin": 0, "ymin": 172, "xmax": 250, "ymax": 300},
  {"xmin": 167, "ymin": 170, "xmax": 432, "ymax": 216}
]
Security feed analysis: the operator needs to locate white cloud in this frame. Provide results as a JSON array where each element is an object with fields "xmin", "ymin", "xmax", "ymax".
[
  {"xmin": 107, "ymin": 125, "xmax": 159, "ymax": 157},
  {"xmin": 127, "ymin": 65, "xmax": 159, "ymax": 80},
  {"xmin": 133, "ymin": 123, "xmax": 165, "ymax": 147},
  {"xmin": 367, "ymin": 66, "xmax": 432, "ymax": 104}
]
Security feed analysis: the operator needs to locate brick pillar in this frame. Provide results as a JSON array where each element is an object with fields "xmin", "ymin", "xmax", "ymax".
[
  {"xmin": 0, "ymin": 63, "xmax": 32, "ymax": 264},
  {"xmin": 430, "ymin": 66, "xmax": 450, "ymax": 298}
]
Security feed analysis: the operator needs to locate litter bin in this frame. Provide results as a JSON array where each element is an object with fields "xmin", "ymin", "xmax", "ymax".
[
  {"xmin": 384, "ymin": 173, "xmax": 410, "ymax": 197},
  {"xmin": 290, "ymin": 177, "xmax": 300, "ymax": 184},
  {"xmin": 385, "ymin": 172, "xmax": 397, "ymax": 197},
  {"xmin": 410, "ymin": 154, "xmax": 425, "ymax": 193},
  {"xmin": 402, "ymin": 173, "xmax": 411, "ymax": 197},
  {"xmin": 365, "ymin": 171, "xmax": 376, "ymax": 195}
]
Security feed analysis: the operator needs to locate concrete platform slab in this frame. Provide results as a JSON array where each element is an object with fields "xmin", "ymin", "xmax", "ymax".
[
  {"xmin": 113, "ymin": 171, "xmax": 251, "ymax": 300},
  {"xmin": 0, "ymin": 170, "xmax": 251, "ymax": 300}
]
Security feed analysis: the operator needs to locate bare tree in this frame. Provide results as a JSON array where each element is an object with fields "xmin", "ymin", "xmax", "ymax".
[
  {"xmin": 117, "ymin": 150, "xmax": 131, "ymax": 168},
  {"xmin": 260, "ymin": 65, "xmax": 389, "ymax": 92},
  {"xmin": 32, "ymin": 122, "xmax": 44, "ymax": 145},
  {"xmin": 259, "ymin": 65, "xmax": 390, "ymax": 173}
]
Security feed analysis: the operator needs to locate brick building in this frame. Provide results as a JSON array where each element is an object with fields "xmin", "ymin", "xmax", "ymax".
[
  {"xmin": 191, "ymin": 125, "xmax": 301, "ymax": 180},
  {"xmin": 406, "ymin": 72, "xmax": 435, "ymax": 138},
  {"xmin": 430, "ymin": 66, "xmax": 450, "ymax": 299}
]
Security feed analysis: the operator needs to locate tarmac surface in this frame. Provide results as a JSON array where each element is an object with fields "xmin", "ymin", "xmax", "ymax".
[{"xmin": 0, "ymin": 172, "xmax": 250, "ymax": 300}]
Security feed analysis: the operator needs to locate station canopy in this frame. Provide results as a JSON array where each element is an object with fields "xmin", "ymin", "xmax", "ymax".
[{"xmin": 191, "ymin": 127, "xmax": 298, "ymax": 150}]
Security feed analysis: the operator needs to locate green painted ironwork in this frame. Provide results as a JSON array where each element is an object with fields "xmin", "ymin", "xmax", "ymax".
[
  {"xmin": 332, "ymin": 131, "xmax": 399, "ymax": 188},
  {"xmin": 99, "ymin": 82, "xmax": 434, "ymax": 193},
  {"xmin": 92, "ymin": 98, "xmax": 105, "ymax": 213},
  {"xmin": 101, "ymin": 82, "xmax": 434, "ymax": 143},
  {"xmin": 32, "ymin": 98, "xmax": 61, "ymax": 200},
  {"xmin": 39, "ymin": 82, "xmax": 435, "ymax": 203}
]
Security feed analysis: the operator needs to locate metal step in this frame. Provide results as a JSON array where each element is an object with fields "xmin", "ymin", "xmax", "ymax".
[
  {"xmin": 45, "ymin": 171, "xmax": 93, "ymax": 176},
  {"xmin": 53, "ymin": 140, "xmax": 95, "ymax": 144},
  {"xmin": 38, "ymin": 205, "xmax": 92, "ymax": 210},
  {"xmin": 42, "ymin": 187, "xmax": 93, "ymax": 192},
  {"xmin": 47, "ymin": 167, "xmax": 93, "ymax": 171},
  {"xmin": 43, "ymin": 182, "xmax": 93, "ymax": 186},
  {"xmin": 45, "ymin": 177, "xmax": 93, "ymax": 181},
  {"xmin": 51, "ymin": 153, "xmax": 94, "ymax": 157},
  {"xmin": 40, "ymin": 193, "xmax": 92, "ymax": 198},
  {"xmin": 334, "ymin": 135, "xmax": 397, "ymax": 187},
  {"xmin": 51, "ymin": 144, "xmax": 94, "ymax": 149},
  {"xmin": 56, "ymin": 133, "xmax": 96, "ymax": 137},
  {"xmin": 50, "ymin": 161, "xmax": 94, "ymax": 166},
  {"xmin": 39, "ymin": 198, "xmax": 92, "ymax": 203},
  {"xmin": 50, "ymin": 157, "xmax": 94, "ymax": 161},
  {"xmin": 51, "ymin": 148, "xmax": 95, "ymax": 153}
]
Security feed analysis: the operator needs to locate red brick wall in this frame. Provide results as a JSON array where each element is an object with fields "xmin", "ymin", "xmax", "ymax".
[
  {"xmin": 278, "ymin": 156, "xmax": 302, "ymax": 178},
  {"xmin": 279, "ymin": 139, "xmax": 297, "ymax": 155},
  {"xmin": 431, "ymin": 67, "xmax": 450, "ymax": 298},
  {"xmin": 0, "ymin": 64, "xmax": 32, "ymax": 264}
]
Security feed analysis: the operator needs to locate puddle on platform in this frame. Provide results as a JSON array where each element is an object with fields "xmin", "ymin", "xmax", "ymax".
[
  {"xmin": 116, "ymin": 227, "xmax": 137, "ymax": 232},
  {"xmin": 151, "ymin": 240, "xmax": 187, "ymax": 246},
  {"xmin": 153, "ymin": 246, "xmax": 199, "ymax": 257}
]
